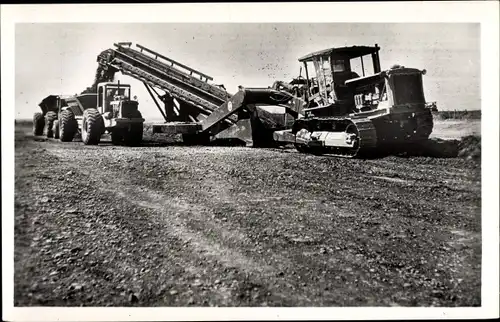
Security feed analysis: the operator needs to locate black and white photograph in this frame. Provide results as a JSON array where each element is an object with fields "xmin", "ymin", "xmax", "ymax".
[{"xmin": 2, "ymin": 2, "xmax": 499, "ymax": 321}]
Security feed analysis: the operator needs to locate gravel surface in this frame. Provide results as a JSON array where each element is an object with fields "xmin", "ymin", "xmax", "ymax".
[{"xmin": 14, "ymin": 123, "xmax": 481, "ymax": 307}]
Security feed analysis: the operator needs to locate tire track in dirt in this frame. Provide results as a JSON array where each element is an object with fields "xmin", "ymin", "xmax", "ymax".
[
  {"xmin": 47, "ymin": 146, "xmax": 314, "ymax": 305},
  {"xmin": 14, "ymin": 139, "xmax": 239, "ymax": 305},
  {"xmin": 15, "ymin": 124, "xmax": 481, "ymax": 306},
  {"xmin": 50, "ymin": 144, "xmax": 412, "ymax": 305},
  {"xmin": 191, "ymin": 148, "xmax": 481, "ymax": 306},
  {"xmin": 161, "ymin": 148, "xmax": 479, "ymax": 305}
]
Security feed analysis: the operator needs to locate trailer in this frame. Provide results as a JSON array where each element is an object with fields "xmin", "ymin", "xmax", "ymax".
[
  {"xmin": 33, "ymin": 95, "xmax": 63, "ymax": 138},
  {"xmin": 96, "ymin": 42, "xmax": 305, "ymax": 147}
]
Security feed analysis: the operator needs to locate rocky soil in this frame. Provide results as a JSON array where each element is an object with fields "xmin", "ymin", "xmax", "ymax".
[{"xmin": 14, "ymin": 123, "xmax": 481, "ymax": 307}]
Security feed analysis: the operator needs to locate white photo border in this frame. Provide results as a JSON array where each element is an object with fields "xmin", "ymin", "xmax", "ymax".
[{"xmin": 2, "ymin": 2, "xmax": 498, "ymax": 321}]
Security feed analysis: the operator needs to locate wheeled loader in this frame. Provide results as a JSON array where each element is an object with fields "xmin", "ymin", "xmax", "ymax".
[{"xmin": 56, "ymin": 81, "xmax": 145, "ymax": 145}]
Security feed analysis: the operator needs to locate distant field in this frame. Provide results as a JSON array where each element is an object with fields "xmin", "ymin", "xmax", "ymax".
[
  {"xmin": 432, "ymin": 110, "xmax": 481, "ymax": 121},
  {"xmin": 431, "ymin": 119, "xmax": 481, "ymax": 140}
]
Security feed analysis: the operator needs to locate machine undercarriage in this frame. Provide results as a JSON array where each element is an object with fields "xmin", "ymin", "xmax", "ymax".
[{"xmin": 281, "ymin": 107, "xmax": 433, "ymax": 158}]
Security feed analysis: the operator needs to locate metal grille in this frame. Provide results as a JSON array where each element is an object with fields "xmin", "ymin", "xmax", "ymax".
[
  {"xmin": 69, "ymin": 105, "xmax": 83, "ymax": 117},
  {"xmin": 120, "ymin": 102, "xmax": 139, "ymax": 118},
  {"xmin": 391, "ymin": 74, "xmax": 425, "ymax": 105}
]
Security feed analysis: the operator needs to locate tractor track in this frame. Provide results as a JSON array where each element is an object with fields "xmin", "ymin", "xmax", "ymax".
[{"xmin": 14, "ymin": 123, "xmax": 481, "ymax": 307}]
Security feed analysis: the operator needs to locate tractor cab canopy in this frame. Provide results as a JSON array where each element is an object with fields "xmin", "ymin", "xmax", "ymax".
[
  {"xmin": 97, "ymin": 82, "xmax": 131, "ymax": 101},
  {"xmin": 298, "ymin": 44, "xmax": 382, "ymax": 102},
  {"xmin": 298, "ymin": 45, "xmax": 380, "ymax": 63},
  {"xmin": 96, "ymin": 82, "xmax": 135, "ymax": 114}
]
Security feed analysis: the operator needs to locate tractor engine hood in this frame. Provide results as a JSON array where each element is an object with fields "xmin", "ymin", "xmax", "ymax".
[{"xmin": 345, "ymin": 67, "xmax": 426, "ymax": 88}]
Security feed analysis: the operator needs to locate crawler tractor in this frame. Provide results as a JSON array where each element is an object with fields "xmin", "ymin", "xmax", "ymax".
[
  {"xmin": 58, "ymin": 81, "xmax": 144, "ymax": 145},
  {"xmin": 273, "ymin": 44, "xmax": 435, "ymax": 157}
]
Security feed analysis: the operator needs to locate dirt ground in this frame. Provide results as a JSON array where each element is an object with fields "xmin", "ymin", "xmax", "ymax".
[{"xmin": 14, "ymin": 120, "xmax": 481, "ymax": 307}]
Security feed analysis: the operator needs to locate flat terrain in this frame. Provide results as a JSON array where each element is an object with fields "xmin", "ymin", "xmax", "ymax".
[
  {"xmin": 14, "ymin": 120, "xmax": 481, "ymax": 307},
  {"xmin": 430, "ymin": 119, "xmax": 480, "ymax": 140}
]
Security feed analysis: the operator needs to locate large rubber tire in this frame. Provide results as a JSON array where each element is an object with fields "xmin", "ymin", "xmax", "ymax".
[
  {"xmin": 52, "ymin": 120, "xmax": 60, "ymax": 139},
  {"xmin": 82, "ymin": 108, "xmax": 104, "ymax": 145},
  {"xmin": 33, "ymin": 112, "xmax": 45, "ymax": 136},
  {"xmin": 123, "ymin": 111, "xmax": 143, "ymax": 147},
  {"xmin": 45, "ymin": 111, "xmax": 58, "ymax": 138},
  {"xmin": 59, "ymin": 109, "xmax": 77, "ymax": 142}
]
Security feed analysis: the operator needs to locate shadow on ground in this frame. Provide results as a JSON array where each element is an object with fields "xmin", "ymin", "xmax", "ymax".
[{"xmin": 398, "ymin": 136, "xmax": 481, "ymax": 160}]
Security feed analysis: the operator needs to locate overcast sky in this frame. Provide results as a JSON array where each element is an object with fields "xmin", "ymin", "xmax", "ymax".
[{"xmin": 15, "ymin": 23, "xmax": 479, "ymax": 120}]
